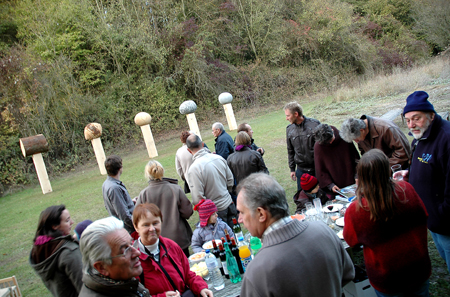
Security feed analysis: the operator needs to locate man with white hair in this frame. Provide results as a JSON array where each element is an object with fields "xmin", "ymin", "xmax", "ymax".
[
  {"xmin": 79, "ymin": 217, "xmax": 150, "ymax": 297},
  {"xmin": 236, "ymin": 173, "xmax": 354, "ymax": 297},
  {"xmin": 395, "ymin": 91, "xmax": 450, "ymax": 274},
  {"xmin": 212, "ymin": 122, "xmax": 234, "ymax": 160}
]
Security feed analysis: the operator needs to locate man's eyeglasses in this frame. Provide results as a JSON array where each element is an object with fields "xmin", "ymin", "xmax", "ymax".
[{"xmin": 109, "ymin": 240, "xmax": 139, "ymax": 259}]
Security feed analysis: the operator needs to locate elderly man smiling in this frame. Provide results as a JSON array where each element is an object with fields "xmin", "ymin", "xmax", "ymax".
[
  {"xmin": 79, "ymin": 217, "xmax": 150, "ymax": 297},
  {"xmin": 236, "ymin": 173, "xmax": 354, "ymax": 297}
]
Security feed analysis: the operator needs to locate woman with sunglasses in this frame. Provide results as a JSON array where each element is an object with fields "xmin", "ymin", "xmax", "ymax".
[
  {"xmin": 30, "ymin": 205, "xmax": 83, "ymax": 297},
  {"xmin": 133, "ymin": 203, "xmax": 213, "ymax": 297},
  {"xmin": 343, "ymin": 149, "xmax": 431, "ymax": 297}
]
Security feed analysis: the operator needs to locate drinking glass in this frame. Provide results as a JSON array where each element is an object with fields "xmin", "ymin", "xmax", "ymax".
[{"xmin": 391, "ymin": 164, "xmax": 403, "ymax": 180}]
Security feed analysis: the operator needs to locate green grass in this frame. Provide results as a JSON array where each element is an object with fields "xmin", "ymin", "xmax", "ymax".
[{"xmin": 1, "ymin": 65, "xmax": 450, "ymax": 296}]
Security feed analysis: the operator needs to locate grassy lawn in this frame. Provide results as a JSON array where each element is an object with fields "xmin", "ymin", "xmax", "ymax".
[{"xmin": 1, "ymin": 63, "xmax": 450, "ymax": 296}]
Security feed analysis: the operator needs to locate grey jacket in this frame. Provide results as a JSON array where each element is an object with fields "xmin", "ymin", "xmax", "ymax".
[
  {"xmin": 29, "ymin": 236, "xmax": 83, "ymax": 297},
  {"xmin": 286, "ymin": 117, "xmax": 321, "ymax": 171},
  {"xmin": 102, "ymin": 176, "xmax": 135, "ymax": 233},
  {"xmin": 186, "ymin": 148, "xmax": 234, "ymax": 211},
  {"xmin": 241, "ymin": 220, "xmax": 354, "ymax": 297},
  {"xmin": 191, "ymin": 218, "xmax": 235, "ymax": 253},
  {"xmin": 79, "ymin": 272, "xmax": 150, "ymax": 297},
  {"xmin": 136, "ymin": 179, "xmax": 193, "ymax": 250}
]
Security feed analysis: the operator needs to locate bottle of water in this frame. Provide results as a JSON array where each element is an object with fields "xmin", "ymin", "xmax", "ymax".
[{"xmin": 205, "ymin": 250, "xmax": 225, "ymax": 290}]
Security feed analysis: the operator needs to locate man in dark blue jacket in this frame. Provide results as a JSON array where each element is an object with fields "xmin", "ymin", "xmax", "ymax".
[
  {"xmin": 395, "ymin": 91, "xmax": 450, "ymax": 274},
  {"xmin": 212, "ymin": 122, "xmax": 234, "ymax": 160}
]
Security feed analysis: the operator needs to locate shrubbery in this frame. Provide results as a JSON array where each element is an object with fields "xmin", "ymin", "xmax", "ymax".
[{"xmin": 0, "ymin": 0, "xmax": 449, "ymax": 194}]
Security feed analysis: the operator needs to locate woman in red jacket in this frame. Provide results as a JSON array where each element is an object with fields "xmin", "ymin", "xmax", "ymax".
[
  {"xmin": 343, "ymin": 149, "xmax": 431, "ymax": 297},
  {"xmin": 133, "ymin": 203, "xmax": 213, "ymax": 297}
]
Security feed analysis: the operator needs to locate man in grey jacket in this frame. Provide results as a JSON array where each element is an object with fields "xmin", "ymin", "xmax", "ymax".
[
  {"xmin": 186, "ymin": 134, "xmax": 236, "ymax": 227},
  {"xmin": 236, "ymin": 173, "xmax": 354, "ymax": 297},
  {"xmin": 102, "ymin": 155, "xmax": 135, "ymax": 234}
]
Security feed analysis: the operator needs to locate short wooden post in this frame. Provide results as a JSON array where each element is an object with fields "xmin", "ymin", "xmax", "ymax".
[
  {"xmin": 179, "ymin": 100, "xmax": 202, "ymax": 140},
  {"xmin": 84, "ymin": 123, "xmax": 107, "ymax": 175},
  {"xmin": 135, "ymin": 112, "xmax": 158, "ymax": 158},
  {"xmin": 19, "ymin": 134, "xmax": 52, "ymax": 194},
  {"xmin": 219, "ymin": 92, "xmax": 237, "ymax": 131}
]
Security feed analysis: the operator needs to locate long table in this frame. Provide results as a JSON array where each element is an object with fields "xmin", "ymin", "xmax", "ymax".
[{"xmin": 207, "ymin": 277, "xmax": 241, "ymax": 297}]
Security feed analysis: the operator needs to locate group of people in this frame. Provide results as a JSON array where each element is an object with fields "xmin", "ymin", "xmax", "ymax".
[
  {"xmin": 284, "ymin": 90, "xmax": 449, "ymax": 296},
  {"xmin": 29, "ymin": 90, "xmax": 449, "ymax": 297}
]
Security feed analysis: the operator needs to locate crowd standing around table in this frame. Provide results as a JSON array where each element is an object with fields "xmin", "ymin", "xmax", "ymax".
[{"xmin": 28, "ymin": 90, "xmax": 450, "ymax": 297}]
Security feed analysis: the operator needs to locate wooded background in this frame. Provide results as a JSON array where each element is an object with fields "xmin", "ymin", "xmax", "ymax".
[{"xmin": 1, "ymin": 0, "xmax": 449, "ymax": 193}]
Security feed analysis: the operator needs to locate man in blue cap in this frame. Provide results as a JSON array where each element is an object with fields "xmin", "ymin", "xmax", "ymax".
[{"xmin": 395, "ymin": 91, "xmax": 450, "ymax": 274}]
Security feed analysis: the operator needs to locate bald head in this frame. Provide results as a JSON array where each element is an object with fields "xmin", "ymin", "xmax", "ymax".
[{"xmin": 186, "ymin": 134, "xmax": 203, "ymax": 154}]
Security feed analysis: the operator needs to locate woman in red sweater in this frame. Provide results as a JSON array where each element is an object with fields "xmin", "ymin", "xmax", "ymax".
[{"xmin": 343, "ymin": 149, "xmax": 431, "ymax": 297}]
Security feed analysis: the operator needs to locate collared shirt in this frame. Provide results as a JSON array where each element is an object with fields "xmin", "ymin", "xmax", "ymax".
[{"xmin": 262, "ymin": 216, "xmax": 293, "ymax": 241}]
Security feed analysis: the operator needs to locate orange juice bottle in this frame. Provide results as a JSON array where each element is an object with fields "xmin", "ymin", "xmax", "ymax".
[{"xmin": 238, "ymin": 237, "xmax": 252, "ymax": 272}]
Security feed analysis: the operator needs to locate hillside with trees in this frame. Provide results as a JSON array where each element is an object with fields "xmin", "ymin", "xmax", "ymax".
[{"xmin": 1, "ymin": 0, "xmax": 449, "ymax": 193}]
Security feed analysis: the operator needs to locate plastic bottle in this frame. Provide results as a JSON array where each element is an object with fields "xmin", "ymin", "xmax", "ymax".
[
  {"xmin": 224, "ymin": 242, "xmax": 242, "ymax": 283},
  {"xmin": 232, "ymin": 217, "xmax": 244, "ymax": 240},
  {"xmin": 230, "ymin": 237, "xmax": 244, "ymax": 274},
  {"xmin": 249, "ymin": 236, "xmax": 262, "ymax": 256},
  {"xmin": 237, "ymin": 237, "xmax": 252, "ymax": 272},
  {"xmin": 205, "ymin": 250, "xmax": 225, "ymax": 290}
]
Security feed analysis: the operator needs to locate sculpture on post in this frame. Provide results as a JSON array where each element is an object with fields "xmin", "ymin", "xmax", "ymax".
[
  {"xmin": 19, "ymin": 134, "xmax": 52, "ymax": 194},
  {"xmin": 135, "ymin": 112, "xmax": 158, "ymax": 158},
  {"xmin": 179, "ymin": 100, "xmax": 201, "ymax": 139},
  {"xmin": 84, "ymin": 123, "xmax": 107, "ymax": 175},
  {"xmin": 218, "ymin": 92, "xmax": 237, "ymax": 131}
]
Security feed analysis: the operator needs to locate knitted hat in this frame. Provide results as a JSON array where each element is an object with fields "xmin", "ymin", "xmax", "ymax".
[
  {"xmin": 194, "ymin": 199, "xmax": 218, "ymax": 227},
  {"xmin": 403, "ymin": 91, "xmax": 435, "ymax": 115},
  {"xmin": 300, "ymin": 173, "xmax": 318, "ymax": 192},
  {"xmin": 74, "ymin": 220, "xmax": 93, "ymax": 240}
]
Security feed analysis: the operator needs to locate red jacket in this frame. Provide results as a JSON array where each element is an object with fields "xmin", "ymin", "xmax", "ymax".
[
  {"xmin": 343, "ymin": 181, "xmax": 431, "ymax": 294},
  {"xmin": 138, "ymin": 236, "xmax": 207, "ymax": 297}
]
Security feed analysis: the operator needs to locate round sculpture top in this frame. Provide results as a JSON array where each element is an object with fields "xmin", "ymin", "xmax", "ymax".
[
  {"xmin": 84, "ymin": 123, "xmax": 103, "ymax": 140},
  {"xmin": 134, "ymin": 112, "xmax": 152, "ymax": 126},
  {"xmin": 179, "ymin": 100, "xmax": 197, "ymax": 115},
  {"xmin": 218, "ymin": 92, "xmax": 233, "ymax": 104}
]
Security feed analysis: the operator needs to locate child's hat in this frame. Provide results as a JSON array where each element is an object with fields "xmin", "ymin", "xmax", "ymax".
[
  {"xmin": 74, "ymin": 219, "xmax": 93, "ymax": 240},
  {"xmin": 300, "ymin": 173, "xmax": 318, "ymax": 192},
  {"xmin": 194, "ymin": 199, "xmax": 218, "ymax": 227}
]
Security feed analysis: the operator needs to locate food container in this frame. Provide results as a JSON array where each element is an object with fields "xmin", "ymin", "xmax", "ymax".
[{"xmin": 188, "ymin": 251, "xmax": 206, "ymax": 264}]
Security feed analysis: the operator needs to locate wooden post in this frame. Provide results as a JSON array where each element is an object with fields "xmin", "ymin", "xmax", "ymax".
[
  {"xmin": 84, "ymin": 123, "xmax": 107, "ymax": 175},
  {"xmin": 135, "ymin": 112, "xmax": 158, "ymax": 158},
  {"xmin": 218, "ymin": 92, "xmax": 237, "ymax": 131},
  {"xmin": 186, "ymin": 113, "xmax": 201, "ymax": 140},
  {"xmin": 19, "ymin": 134, "xmax": 52, "ymax": 194},
  {"xmin": 179, "ymin": 100, "xmax": 202, "ymax": 139}
]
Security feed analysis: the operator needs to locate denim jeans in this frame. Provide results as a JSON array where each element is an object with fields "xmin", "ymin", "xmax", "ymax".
[
  {"xmin": 374, "ymin": 280, "xmax": 429, "ymax": 297},
  {"xmin": 430, "ymin": 230, "xmax": 450, "ymax": 274},
  {"xmin": 295, "ymin": 167, "xmax": 315, "ymax": 191}
]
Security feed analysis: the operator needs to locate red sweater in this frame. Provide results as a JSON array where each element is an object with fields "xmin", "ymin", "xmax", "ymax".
[
  {"xmin": 343, "ymin": 181, "xmax": 431, "ymax": 294},
  {"xmin": 138, "ymin": 236, "xmax": 207, "ymax": 297}
]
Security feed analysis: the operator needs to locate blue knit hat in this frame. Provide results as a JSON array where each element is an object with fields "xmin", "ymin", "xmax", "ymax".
[
  {"xmin": 74, "ymin": 219, "xmax": 93, "ymax": 240},
  {"xmin": 403, "ymin": 91, "xmax": 435, "ymax": 115}
]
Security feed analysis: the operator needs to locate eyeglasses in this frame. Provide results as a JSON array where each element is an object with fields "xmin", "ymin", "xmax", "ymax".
[{"xmin": 109, "ymin": 240, "xmax": 139, "ymax": 259}]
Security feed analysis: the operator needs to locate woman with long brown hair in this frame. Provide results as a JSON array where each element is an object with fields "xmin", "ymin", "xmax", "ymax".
[{"xmin": 343, "ymin": 149, "xmax": 431, "ymax": 297}]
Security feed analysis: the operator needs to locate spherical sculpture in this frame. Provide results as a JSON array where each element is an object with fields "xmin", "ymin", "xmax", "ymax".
[
  {"xmin": 134, "ymin": 112, "xmax": 152, "ymax": 126},
  {"xmin": 179, "ymin": 100, "xmax": 198, "ymax": 115},
  {"xmin": 218, "ymin": 92, "xmax": 233, "ymax": 104},
  {"xmin": 84, "ymin": 123, "xmax": 103, "ymax": 141}
]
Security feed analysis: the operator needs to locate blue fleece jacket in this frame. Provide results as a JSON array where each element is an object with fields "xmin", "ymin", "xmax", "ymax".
[{"xmin": 409, "ymin": 114, "xmax": 450, "ymax": 235}]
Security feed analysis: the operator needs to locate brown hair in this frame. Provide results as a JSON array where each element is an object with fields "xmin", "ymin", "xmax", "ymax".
[
  {"xmin": 235, "ymin": 131, "xmax": 251, "ymax": 146},
  {"xmin": 133, "ymin": 203, "xmax": 163, "ymax": 227},
  {"xmin": 33, "ymin": 205, "xmax": 66, "ymax": 242},
  {"xmin": 145, "ymin": 160, "xmax": 164, "ymax": 181},
  {"xmin": 180, "ymin": 131, "xmax": 190, "ymax": 144},
  {"xmin": 237, "ymin": 123, "xmax": 249, "ymax": 133},
  {"xmin": 356, "ymin": 149, "xmax": 400, "ymax": 221},
  {"xmin": 283, "ymin": 101, "xmax": 303, "ymax": 117},
  {"xmin": 105, "ymin": 155, "xmax": 122, "ymax": 176}
]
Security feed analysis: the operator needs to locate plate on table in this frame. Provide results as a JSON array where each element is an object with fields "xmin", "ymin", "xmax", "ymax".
[
  {"xmin": 336, "ymin": 217, "xmax": 345, "ymax": 227},
  {"xmin": 323, "ymin": 204, "xmax": 344, "ymax": 213},
  {"xmin": 202, "ymin": 240, "xmax": 222, "ymax": 250},
  {"xmin": 290, "ymin": 214, "xmax": 306, "ymax": 221},
  {"xmin": 188, "ymin": 252, "xmax": 206, "ymax": 264},
  {"xmin": 337, "ymin": 230, "xmax": 344, "ymax": 239}
]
